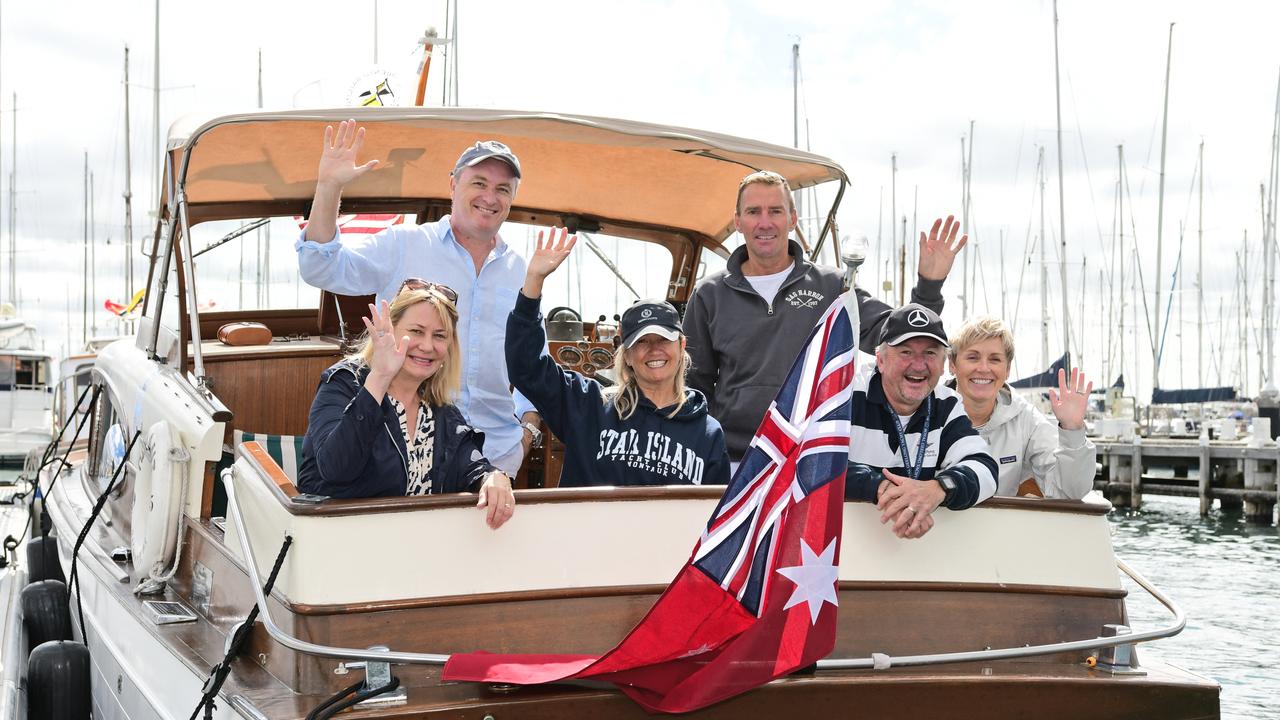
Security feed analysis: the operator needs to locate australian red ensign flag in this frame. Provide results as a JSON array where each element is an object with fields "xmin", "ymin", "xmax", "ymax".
[{"xmin": 443, "ymin": 293, "xmax": 857, "ymax": 713}]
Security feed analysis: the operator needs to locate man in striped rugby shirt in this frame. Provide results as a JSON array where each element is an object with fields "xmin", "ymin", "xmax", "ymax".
[{"xmin": 846, "ymin": 303, "xmax": 997, "ymax": 539}]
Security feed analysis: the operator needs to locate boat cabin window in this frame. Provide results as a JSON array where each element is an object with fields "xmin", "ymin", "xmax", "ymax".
[
  {"xmin": 86, "ymin": 389, "xmax": 128, "ymax": 500},
  {"xmin": 185, "ymin": 216, "xmax": 676, "ymax": 320},
  {"xmin": 502, "ymin": 221, "xmax": 675, "ymax": 321},
  {"xmin": 0, "ymin": 355, "xmax": 48, "ymax": 390},
  {"xmin": 188, "ymin": 218, "xmax": 323, "ymax": 313},
  {"xmin": 15, "ymin": 357, "xmax": 48, "ymax": 388}
]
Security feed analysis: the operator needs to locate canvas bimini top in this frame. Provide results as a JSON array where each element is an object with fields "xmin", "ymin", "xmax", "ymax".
[{"xmin": 163, "ymin": 107, "xmax": 849, "ymax": 250}]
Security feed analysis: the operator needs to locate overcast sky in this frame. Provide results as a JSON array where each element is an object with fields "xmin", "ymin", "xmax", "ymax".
[{"xmin": 3, "ymin": 0, "xmax": 1279, "ymax": 400}]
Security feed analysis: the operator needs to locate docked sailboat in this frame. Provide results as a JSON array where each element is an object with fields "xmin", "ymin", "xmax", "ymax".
[{"xmin": 2, "ymin": 107, "xmax": 1219, "ymax": 718}]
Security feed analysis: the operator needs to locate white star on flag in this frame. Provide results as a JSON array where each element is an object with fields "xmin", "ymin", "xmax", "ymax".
[{"xmin": 775, "ymin": 537, "xmax": 840, "ymax": 624}]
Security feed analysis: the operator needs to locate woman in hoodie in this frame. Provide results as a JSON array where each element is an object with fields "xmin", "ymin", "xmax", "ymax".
[
  {"xmin": 507, "ymin": 228, "xmax": 730, "ymax": 488},
  {"xmin": 298, "ymin": 281, "xmax": 516, "ymax": 529},
  {"xmin": 947, "ymin": 317, "xmax": 1096, "ymax": 499}
]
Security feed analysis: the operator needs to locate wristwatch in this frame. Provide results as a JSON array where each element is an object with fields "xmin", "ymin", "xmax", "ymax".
[
  {"xmin": 521, "ymin": 421, "xmax": 543, "ymax": 449},
  {"xmin": 935, "ymin": 473, "xmax": 957, "ymax": 508}
]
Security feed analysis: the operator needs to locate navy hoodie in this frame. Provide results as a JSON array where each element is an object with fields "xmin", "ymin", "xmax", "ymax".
[
  {"xmin": 298, "ymin": 360, "xmax": 497, "ymax": 498},
  {"xmin": 507, "ymin": 293, "xmax": 730, "ymax": 488}
]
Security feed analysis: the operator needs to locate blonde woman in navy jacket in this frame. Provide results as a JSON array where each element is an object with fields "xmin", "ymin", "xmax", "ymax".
[
  {"xmin": 507, "ymin": 229, "xmax": 729, "ymax": 488},
  {"xmin": 299, "ymin": 282, "xmax": 515, "ymax": 529}
]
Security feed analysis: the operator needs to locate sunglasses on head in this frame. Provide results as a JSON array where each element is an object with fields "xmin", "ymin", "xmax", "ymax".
[{"xmin": 399, "ymin": 278, "xmax": 458, "ymax": 302}]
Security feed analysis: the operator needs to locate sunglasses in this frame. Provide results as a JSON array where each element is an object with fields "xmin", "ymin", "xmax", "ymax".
[{"xmin": 399, "ymin": 278, "xmax": 458, "ymax": 303}]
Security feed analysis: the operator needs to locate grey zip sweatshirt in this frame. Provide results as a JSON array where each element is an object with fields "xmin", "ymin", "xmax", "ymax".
[{"xmin": 683, "ymin": 240, "xmax": 945, "ymax": 460}]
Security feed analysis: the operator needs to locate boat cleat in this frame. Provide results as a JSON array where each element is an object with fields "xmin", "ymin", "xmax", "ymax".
[{"xmin": 1094, "ymin": 624, "xmax": 1146, "ymax": 676}]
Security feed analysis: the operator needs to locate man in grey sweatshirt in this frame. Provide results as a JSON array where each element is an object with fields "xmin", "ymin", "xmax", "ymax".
[{"xmin": 683, "ymin": 170, "xmax": 966, "ymax": 464}]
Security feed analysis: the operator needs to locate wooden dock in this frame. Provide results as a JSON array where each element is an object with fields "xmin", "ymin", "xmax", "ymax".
[{"xmin": 1094, "ymin": 438, "xmax": 1279, "ymax": 524}]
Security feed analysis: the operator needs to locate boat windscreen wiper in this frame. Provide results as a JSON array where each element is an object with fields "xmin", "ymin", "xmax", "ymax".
[
  {"xmin": 579, "ymin": 232, "xmax": 641, "ymax": 301},
  {"xmin": 192, "ymin": 218, "xmax": 271, "ymax": 259}
]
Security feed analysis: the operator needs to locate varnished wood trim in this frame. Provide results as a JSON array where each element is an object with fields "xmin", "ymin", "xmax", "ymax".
[
  {"xmin": 837, "ymin": 581, "xmax": 1127, "ymax": 599},
  {"xmin": 198, "ymin": 337, "xmax": 343, "ymax": 362},
  {"xmin": 263, "ymin": 481, "xmax": 731, "ymax": 515},
  {"xmin": 241, "ymin": 441, "xmax": 299, "ymax": 497},
  {"xmin": 250, "ymin": 472, "xmax": 1114, "ymax": 518},
  {"xmin": 981, "ymin": 496, "xmax": 1113, "ymax": 515},
  {"xmin": 286, "ymin": 579, "xmax": 1125, "ymax": 616},
  {"xmin": 200, "ymin": 462, "xmax": 216, "ymax": 517},
  {"xmin": 290, "ymin": 583, "xmax": 670, "ymax": 615},
  {"xmin": 198, "ymin": 308, "xmax": 322, "ymax": 339}
]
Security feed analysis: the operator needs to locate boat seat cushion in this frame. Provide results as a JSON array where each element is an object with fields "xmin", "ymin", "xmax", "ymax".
[{"xmin": 234, "ymin": 431, "xmax": 305, "ymax": 484}]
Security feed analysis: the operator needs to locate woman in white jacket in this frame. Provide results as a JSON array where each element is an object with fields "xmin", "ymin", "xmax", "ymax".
[{"xmin": 947, "ymin": 317, "xmax": 1096, "ymax": 499}]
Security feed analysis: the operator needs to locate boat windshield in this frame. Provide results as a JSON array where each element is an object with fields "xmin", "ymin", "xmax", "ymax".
[{"xmin": 185, "ymin": 216, "xmax": 676, "ymax": 320}]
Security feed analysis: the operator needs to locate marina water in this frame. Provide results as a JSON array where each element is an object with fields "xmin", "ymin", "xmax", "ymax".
[{"xmin": 1112, "ymin": 496, "xmax": 1278, "ymax": 719}]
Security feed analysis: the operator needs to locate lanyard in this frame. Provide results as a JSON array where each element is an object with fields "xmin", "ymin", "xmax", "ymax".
[{"xmin": 890, "ymin": 399, "xmax": 932, "ymax": 480}]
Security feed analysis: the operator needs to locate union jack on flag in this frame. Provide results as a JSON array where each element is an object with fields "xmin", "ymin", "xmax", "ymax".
[
  {"xmin": 693, "ymin": 296, "xmax": 856, "ymax": 615},
  {"xmin": 445, "ymin": 293, "xmax": 858, "ymax": 713}
]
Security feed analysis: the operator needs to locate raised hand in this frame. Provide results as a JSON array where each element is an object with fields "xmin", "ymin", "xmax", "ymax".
[
  {"xmin": 917, "ymin": 215, "xmax": 968, "ymax": 281},
  {"xmin": 522, "ymin": 226, "xmax": 578, "ymax": 298},
  {"xmin": 1048, "ymin": 367, "xmax": 1092, "ymax": 431},
  {"xmin": 530, "ymin": 227, "xmax": 578, "ymax": 279},
  {"xmin": 317, "ymin": 119, "xmax": 380, "ymax": 189},
  {"xmin": 361, "ymin": 300, "xmax": 408, "ymax": 382}
]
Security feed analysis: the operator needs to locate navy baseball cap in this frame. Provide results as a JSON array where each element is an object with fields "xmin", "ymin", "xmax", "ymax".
[
  {"xmin": 620, "ymin": 300, "xmax": 682, "ymax": 348},
  {"xmin": 879, "ymin": 303, "xmax": 949, "ymax": 347},
  {"xmin": 452, "ymin": 140, "xmax": 522, "ymax": 179}
]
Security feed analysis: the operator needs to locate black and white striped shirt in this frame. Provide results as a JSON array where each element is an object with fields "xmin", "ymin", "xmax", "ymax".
[{"xmin": 846, "ymin": 369, "xmax": 997, "ymax": 509}]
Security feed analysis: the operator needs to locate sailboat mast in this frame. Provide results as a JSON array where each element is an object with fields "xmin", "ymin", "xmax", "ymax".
[
  {"xmin": 83, "ymin": 151, "xmax": 89, "ymax": 344},
  {"xmin": 1118, "ymin": 145, "xmax": 1126, "ymax": 390},
  {"xmin": 967, "ymin": 121, "xmax": 976, "ymax": 313},
  {"xmin": 899, "ymin": 215, "xmax": 907, "ymax": 305},
  {"xmin": 1261, "ymin": 184, "xmax": 1270, "ymax": 392},
  {"xmin": 960, "ymin": 132, "xmax": 968, "ymax": 318},
  {"xmin": 890, "ymin": 153, "xmax": 897, "ymax": 302},
  {"xmin": 1265, "ymin": 68, "xmax": 1280, "ymax": 393},
  {"xmin": 8, "ymin": 93, "xmax": 14, "ymax": 306},
  {"xmin": 1153, "ymin": 22, "xmax": 1174, "ymax": 393},
  {"xmin": 876, "ymin": 187, "xmax": 883, "ymax": 295},
  {"xmin": 1039, "ymin": 146, "xmax": 1048, "ymax": 371},
  {"xmin": 1241, "ymin": 237, "xmax": 1250, "ymax": 389},
  {"xmin": 791, "ymin": 42, "xmax": 806, "ymax": 238},
  {"xmin": 123, "ymin": 46, "xmax": 135, "ymax": 300},
  {"xmin": 999, "ymin": 229, "xmax": 1007, "ymax": 320},
  {"xmin": 91, "ymin": 170, "xmax": 96, "ymax": 339},
  {"xmin": 152, "ymin": 0, "xmax": 161, "ymax": 215},
  {"xmin": 0, "ymin": 10, "xmax": 4, "ymax": 307},
  {"xmin": 1197, "ymin": 140, "xmax": 1204, "ymax": 387},
  {"xmin": 1052, "ymin": 0, "xmax": 1071, "ymax": 370},
  {"xmin": 257, "ymin": 49, "xmax": 269, "ymax": 309}
]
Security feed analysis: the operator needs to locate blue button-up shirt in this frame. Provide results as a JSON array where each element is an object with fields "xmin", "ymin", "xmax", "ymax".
[{"xmin": 296, "ymin": 216, "xmax": 529, "ymax": 460}]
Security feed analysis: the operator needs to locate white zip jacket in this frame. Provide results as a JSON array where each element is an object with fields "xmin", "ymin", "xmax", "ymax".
[{"xmin": 968, "ymin": 384, "xmax": 1096, "ymax": 499}]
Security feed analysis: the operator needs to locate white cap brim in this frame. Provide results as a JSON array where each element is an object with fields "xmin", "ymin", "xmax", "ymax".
[{"xmin": 624, "ymin": 325, "xmax": 681, "ymax": 348}]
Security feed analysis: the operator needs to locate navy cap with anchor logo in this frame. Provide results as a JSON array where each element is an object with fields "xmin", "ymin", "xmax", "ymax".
[
  {"xmin": 620, "ymin": 299, "xmax": 683, "ymax": 348},
  {"xmin": 879, "ymin": 303, "xmax": 949, "ymax": 348}
]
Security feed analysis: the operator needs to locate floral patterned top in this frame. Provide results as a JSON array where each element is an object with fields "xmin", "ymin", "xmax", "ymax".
[{"xmin": 389, "ymin": 396, "xmax": 435, "ymax": 495}]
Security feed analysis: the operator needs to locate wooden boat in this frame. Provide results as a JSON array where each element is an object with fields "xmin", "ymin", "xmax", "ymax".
[{"xmin": 16, "ymin": 108, "xmax": 1218, "ymax": 719}]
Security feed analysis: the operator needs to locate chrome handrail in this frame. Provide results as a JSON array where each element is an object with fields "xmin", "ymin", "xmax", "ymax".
[
  {"xmin": 224, "ymin": 467, "xmax": 1184, "ymax": 670},
  {"xmin": 818, "ymin": 556, "xmax": 1184, "ymax": 669},
  {"xmin": 223, "ymin": 469, "xmax": 449, "ymax": 665}
]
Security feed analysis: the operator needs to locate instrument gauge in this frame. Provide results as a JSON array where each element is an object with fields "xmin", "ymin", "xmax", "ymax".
[{"xmin": 556, "ymin": 346, "xmax": 584, "ymax": 365}]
